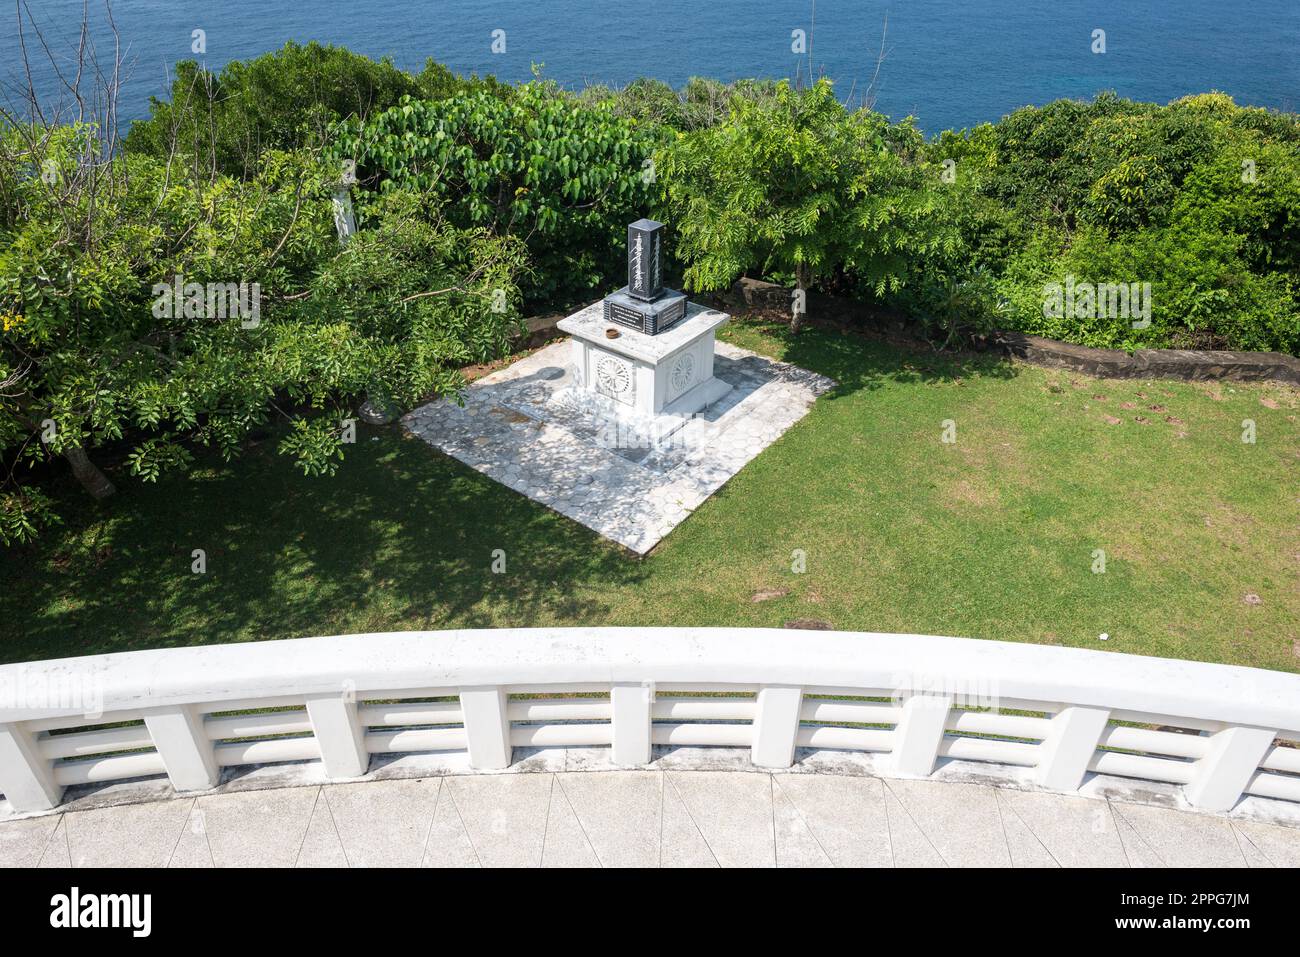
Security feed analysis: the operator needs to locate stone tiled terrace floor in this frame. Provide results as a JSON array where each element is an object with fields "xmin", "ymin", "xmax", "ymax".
[
  {"xmin": 403, "ymin": 338, "xmax": 834, "ymax": 554},
  {"xmin": 4, "ymin": 769, "xmax": 1299, "ymax": 868}
]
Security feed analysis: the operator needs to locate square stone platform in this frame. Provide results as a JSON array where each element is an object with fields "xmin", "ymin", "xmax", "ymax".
[{"xmin": 403, "ymin": 333, "xmax": 834, "ymax": 554}]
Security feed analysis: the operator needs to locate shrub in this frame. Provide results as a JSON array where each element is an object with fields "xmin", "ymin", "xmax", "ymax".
[
  {"xmin": 1, "ymin": 119, "xmax": 524, "ymax": 537},
  {"xmin": 579, "ymin": 77, "xmax": 783, "ymax": 132},
  {"xmin": 660, "ymin": 79, "xmax": 957, "ymax": 332},
  {"xmin": 331, "ymin": 84, "xmax": 661, "ymax": 306},
  {"xmin": 124, "ymin": 42, "xmax": 422, "ymax": 176},
  {"xmin": 933, "ymin": 93, "xmax": 1300, "ymax": 353}
]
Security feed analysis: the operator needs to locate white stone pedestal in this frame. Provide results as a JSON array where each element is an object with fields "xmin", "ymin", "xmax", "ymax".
[{"xmin": 557, "ymin": 300, "xmax": 732, "ymax": 427}]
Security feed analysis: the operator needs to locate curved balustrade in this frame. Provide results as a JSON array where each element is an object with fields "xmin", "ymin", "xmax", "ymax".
[{"xmin": 1, "ymin": 628, "xmax": 1298, "ymax": 815}]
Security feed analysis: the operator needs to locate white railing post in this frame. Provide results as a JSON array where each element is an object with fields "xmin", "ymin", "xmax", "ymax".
[
  {"xmin": 306, "ymin": 692, "xmax": 369, "ymax": 778},
  {"xmin": 1183, "ymin": 725, "xmax": 1276, "ymax": 811},
  {"xmin": 0, "ymin": 723, "xmax": 62, "ymax": 812},
  {"xmin": 1034, "ymin": 705, "xmax": 1110, "ymax": 791},
  {"xmin": 143, "ymin": 705, "xmax": 220, "ymax": 792},
  {"xmin": 751, "ymin": 686, "xmax": 803, "ymax": 768},
  {"xmin": 460, "ymin": 686, "xmax": 511, "ymax": 769},
  {"xmin": 611, "ymin": 682, "xmax": 653, "ymax": 765},
  {"xmin": 891, "ymin": 694, "xmax": 952, "ymax": 776}
]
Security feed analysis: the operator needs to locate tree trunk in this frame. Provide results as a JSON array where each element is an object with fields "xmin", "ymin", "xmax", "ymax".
[
  {"xmin": 64, "ymin": 445, "xmax": 116, "ymax": 500},
  {"xmin": 790, "ymin": 263, "xmax": 811, "ymax": 335}
]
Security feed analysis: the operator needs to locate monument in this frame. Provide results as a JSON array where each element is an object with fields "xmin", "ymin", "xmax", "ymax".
[
  {"xmin": 557, "ymin": 219, "xmax": 732, "ymax": 429},
  {"xmin": 403, "ymin": 216, "xmax": 834, "ymax": 556},
  {"xmin": 601, "ymin": 219, "xmax": 688, "ymax": 335}
]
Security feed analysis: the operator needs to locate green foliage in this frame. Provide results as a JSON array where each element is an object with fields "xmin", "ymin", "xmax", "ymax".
[
  {"xmin": 332, "ymin": 84, "xmax": 661, "ymax": 306},
  {"xmin": 0, "ymin": 487, "xmax": 59, "ymax": 546},
  {"xmin": 2, "ymin": 119, "xmax": 523, "ymax": 537},
  {"xmin": 302, "ymin": 190, "xmax": 527, "ymax": 414},
  {"xmin": 124, "ymin": 41, "xmax": 422, "ymax": 176},
  {"xmin": 960, "ymin": 93, "xmax": 1300, "ymax": 351},
  {"xmin": 660, "ymin": 79, "xmax": 957, "ymax": 324},
  {"xmin": 414, "ymin": 58, "xmax": 512, "ymax": 103},
  {"xmin": 905, "ymin": 269, "xmax": 1004, "ymax": 349},
  {"xmin": 579, "ymin": 76, "xmax": 782, "ymax": 132},
  {"xmin": 996, "ymin": 222, "xmax": 1300, "ymax": 352}
]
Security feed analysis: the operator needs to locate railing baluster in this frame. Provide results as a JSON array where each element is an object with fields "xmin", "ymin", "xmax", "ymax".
[
  {"xmin": 1183, "ymin": 725, "xmax": 1276, "ymax": 811},
  {"xmin": 891, "ymin": 694, "xmax": 952, "ymax": 776},
  {"xmin": 751, "ymin": 685, "xmax": 803, "ymax": 768},
  {"xmin": 0, "ymin": 722, "xmax": 62, "ymax": 812},
  {"xmin": 1, "ymin": 630, "xmax": 1297, "ymax": 814},
  {"xmin": 143, "ymin": 705, "xmax": 220, "ymax": 792},
  {"xmin": 611, "ymin": 682, "xmax": 653, "ymax": 765},
  {"xmin": 1034, "ymin": 705, "xmax": 1110, "ymax": 792},
  {"xmin": 460, "ymin": 686, "xmax": 512, "ymax": 769},
  {"xmin": 306, "ymin": 692, "xmax": 370, "ymax": 778}
]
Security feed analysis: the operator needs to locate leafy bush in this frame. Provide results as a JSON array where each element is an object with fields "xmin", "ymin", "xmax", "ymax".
[
  {"xmin": 660, "ymin": 79, "xmax": 958, "ymax": 332},
  {"xmin": 332, "ymin": 84, "xmax": 661, "ymax": 306},
  {"xmin": 414, "ymin": 59, "xmax": 513, "ymax": 103},
  {"xmin": 995, "ymin": 222, "xmax": 1299, "ymax": 352},
  {"xmin": 579, "ymin": 77, "xmax": 782, "ymax": 132},
  {"xmin": 1, "ymin": 119, "xmax": 524, "ymax": 535},
  {"xmin": 304, "ymin": 190, "xmax": 526, "ymax": 407},
  {"xmin": 124, "ymin": 42, "xmax": 423, "ymax": 176},
  {"xmin": 933, "ymin": 93, "xmax": 1300, "ymax": 352}
]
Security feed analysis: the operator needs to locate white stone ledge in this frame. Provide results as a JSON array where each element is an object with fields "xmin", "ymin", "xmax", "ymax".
[
  {"xmin": 3, "ymin": 629, "xmax": 1299, "ymax": 817},
  {"xmin": 1, "ymin": 627, "xmax": 1297, "ymax": 732}
]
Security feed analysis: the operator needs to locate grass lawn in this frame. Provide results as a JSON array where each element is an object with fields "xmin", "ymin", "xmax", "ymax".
[{"xmin": 2, "ymin": 316, "xmax": 1297, "ymax": 670}]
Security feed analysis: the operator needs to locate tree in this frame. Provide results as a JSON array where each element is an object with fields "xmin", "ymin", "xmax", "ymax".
[
  {"xmin": 957, "ymin": 93, "xmax": 1300, "ymax": 351},
  {"xmin": 331, "ymin": 84, "xmax": 662, "ymax": 307},
  {"xmin": 0, "ymin": 122, "xmax": 525, "ymax": 545},
  {"xmin": 660, "ymin": 79, "xmax": 954, "ymax": 333},
  {"xmin": 123, "ymin": 42, "xmax": 422, "ymax": 178}
]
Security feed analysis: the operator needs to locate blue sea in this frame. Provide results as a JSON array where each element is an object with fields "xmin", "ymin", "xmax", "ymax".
[{"xmin": 2, "ymin": 0, "xmax": 1296, "ymax": 134}]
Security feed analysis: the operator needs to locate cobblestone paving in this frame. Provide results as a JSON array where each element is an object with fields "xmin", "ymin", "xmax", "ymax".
[{"xmin": 403, "ymin": 339, "xmax": 835, "ymax": 553}]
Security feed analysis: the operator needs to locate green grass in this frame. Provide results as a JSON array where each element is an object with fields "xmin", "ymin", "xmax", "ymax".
[{"xmin": 3, "ymin": 316, "xmax": 1298, "ymax": 670}]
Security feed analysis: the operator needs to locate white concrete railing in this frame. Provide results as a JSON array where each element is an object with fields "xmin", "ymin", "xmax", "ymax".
[{"xmin": 1, "ymin": 628, "xmax": 1298, "ymax": 815}]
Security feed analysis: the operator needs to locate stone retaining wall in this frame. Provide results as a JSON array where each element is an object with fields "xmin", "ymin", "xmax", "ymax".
[
  {"xmin": 994, "ymin": 331, "xmax": 1300, "ymax": 386},
  {"xmin": 632, "ymin": 279, "xmax": 1300, "ymax": 387}
]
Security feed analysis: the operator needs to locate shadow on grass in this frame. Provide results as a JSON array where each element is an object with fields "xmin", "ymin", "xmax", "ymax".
[
  {"xmin": 2, "ymin": 315, "xmax": 1018, "ymax": 663},
  {"xmin": 0, "ymin": 425, "xmax": 645, "ymax": 662},
  {"xmin": 724, "ymin": 308, "xmax": 1017, "ymax": 399}
]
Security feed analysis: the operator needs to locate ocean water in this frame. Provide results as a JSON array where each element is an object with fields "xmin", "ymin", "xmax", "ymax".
[{"xmin": 1, "ymin": 0, "xmax": 1296, "ymax": 134}]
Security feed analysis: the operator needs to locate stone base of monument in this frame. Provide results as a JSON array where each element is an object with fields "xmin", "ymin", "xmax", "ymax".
[
  {"xmin": 559, "ymin": 299, "xmax": 733, "ymax": 440},
  {"xmin": 602, "ymin": 286, "xmax": 688, "ymax": 335},
  {"xmin": 402, "ymin": 300, "xmax": 835, "ymax": 554}
]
